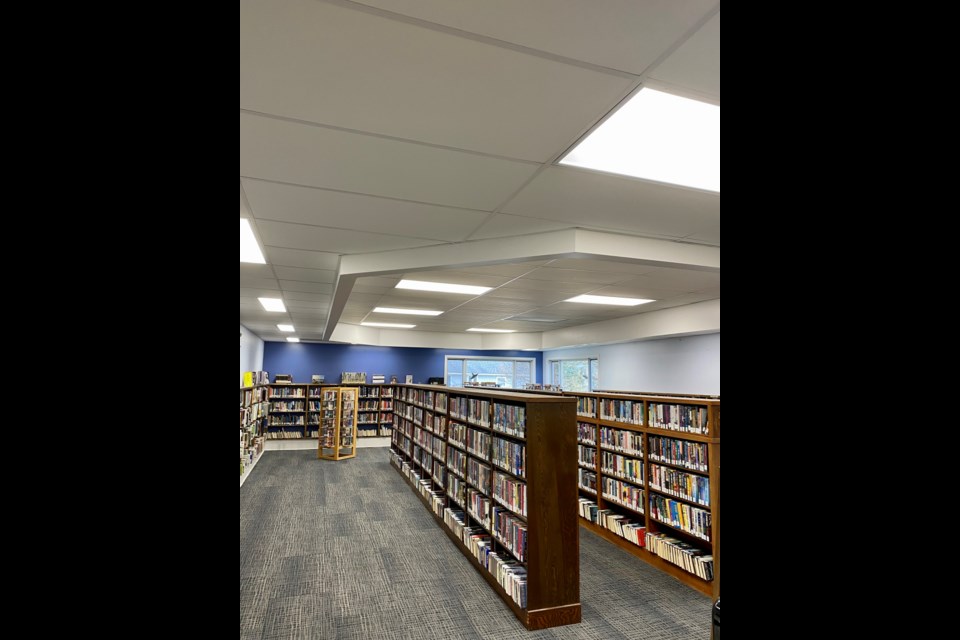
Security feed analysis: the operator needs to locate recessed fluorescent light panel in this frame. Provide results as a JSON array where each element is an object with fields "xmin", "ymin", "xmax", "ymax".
[
  {"xmin": 240, "ymin": 219, "xmax": 266, "ymax": 263},
  {"xmin": 361, "ymin": 322, "xmax": 416, "ymax": 329},
  {"xmin": 277, "ymin": 324, "xmax": 295, "ymax": 332},
  {"xmin": 373, "ymin": 307, "xmax": 443, "ymax": 316},
  {"xmin": 286, "ymin": 337, "xmax": 300, "ymax": 343},
  {"xmin": 561, "ymin": 89, "xmax": 720, "ymax": 192},
  {"xmin": 565, "ymin": 295, "xmax": 655, "ymax": 307},
  {"xmin": 258, "ymin": 297, "xmax": 286, "ymax": 312},
  {"xmin": 467, "ymin": 328, "xmax": 516, "ymax": 333},
  {"xmin": 396, "ymin": 280, "xmax": 492, "ymax": 296}
]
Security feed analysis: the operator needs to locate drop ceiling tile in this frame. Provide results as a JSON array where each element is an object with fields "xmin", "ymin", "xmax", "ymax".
[
  {"xmin": 351, "ymin": 0, "xmax": 718, "ymax": 76},
  {"xmin": 240, "ymin": 0, "xmax": 636, "ymax": 162},
  {"xmin": 649, "ymin": 12, "xmax": 721, "ymax": 100},
  {"xmin": 524, "ymin": 267, "xmax": 635, "ymax": 285},
  {"xmin": 263, "ymin": 247, "xmax": 341, "ymax": 270},
  {"xmin": 496, "ymin": 279, "xmax": 596, "ymax": 294},
  {"xmin": 286, "ymin": 301, "xmax": 331, "ymax": 311},
  {"xmin": 240, "ymin": 112, "xmax": 539, "ymax": 210},
  {"xmin": 400, "ymin": 271, "xmax": 513, "ymax": 287},
  {"xmin": 636, "ymin": 268, "xmax": 721, "ymax": 290},
  {"xmin": 282, "ymin": 292, "xmax": 332, "ymax": 303},
  {"xmin": 280, "ymin": 280, "xmax": 333, "ymax": 295},
  {"xmin": 240, "ymin": 287, "xmax": 284, "ymax": 299},
  {"xmin": 239, "ymin": 264, "xmax": 276, "ymax": 279},
  {"xmin": 467, "ymin": 214, "xmax": 575, "ymax": 241},
  {"xmin": 457, "ymin": 261, "xmax": 552, "ymax": 277},
  {"xmin": 503, "ymin": 166, "xmax": 720, "ymax": 239},
  {"xmin": 243, "ymin": 180, "xmax": 490, "ymax": 242},
  {"xmin": 546, "ymin": 258, "xmax": 660, "ymax": 275},
  {"xmin": 256, "ymin": 219, "xmax": 441, "ymax": 254},
  {"xmin": 272, "ymin": 266, "xmax": 337, "ymax": 283},
  {"xmin": 240, "ymin": 276, "xmax": 283, "ymax": 289}
]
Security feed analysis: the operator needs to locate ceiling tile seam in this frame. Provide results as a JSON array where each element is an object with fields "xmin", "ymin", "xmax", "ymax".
[
  {"xmin": 241, "ymin": 176, "xmax": 496, "ymax": 216},
  {"xmin": 251, "ymin": 217, "xmax": 460, "ymax": 245},
  {"xmin": 460, "ymin": 165, "xmax": 552, "ymax": 241},
  {"xmin": 430, "ymin": 263, "xmax": 558, "ymax": 316},
  {"xmin": 240, "ymin": 181, "xmax": 292, "ymax": 335},
  {"xmin": 240, "ymin": 109, "xmax": 543, "ymax": 165},
  {"xmin": 549, "ymin": 2, "xmax": 721, "ymax": 167},
  {"xmin": 321, "ymin": 0, "xmax": 641, "ymax": 80}
]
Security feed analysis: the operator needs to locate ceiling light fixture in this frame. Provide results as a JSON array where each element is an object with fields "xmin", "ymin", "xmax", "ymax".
[
  {"xmin": 466, "ymin": 328, "xmax": 516, "ymax": 333},
  {"xmin": 240, "ymin": 219, "xmax": 266, "ymax": 264},
  {"xmin": 565, "ymin": 295, "xmax": 654, "ymax": 307},
  {"xmin": 286, "ymin": 337, "xmax": 300, "ymax": 343},
  {"xmin": 561, "ymin": 88, "xmax": 720, "ymax": 192},
  {"xmin": 259, "ymin": 297, "xmax": 286, "ymax": 312},
  {"xmin": 361, "ymin": 322, "xmax": 416, "ymax": 329},
  {"xmin": 373, "ymin": 307, "xmax": 443, "ymax": 316},
  {"xmin": 277, "ymin": 324, "xmax": 295, "ymax": 332},
  {"xmin": 396, "ymin": 280, "xmax": 492, "ymax": 295}
]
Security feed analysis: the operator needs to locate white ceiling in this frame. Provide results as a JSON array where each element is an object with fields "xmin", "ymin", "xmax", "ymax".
[{"xmin": 240, "ymin": 0, "xmax": 720, "ymax": 344}]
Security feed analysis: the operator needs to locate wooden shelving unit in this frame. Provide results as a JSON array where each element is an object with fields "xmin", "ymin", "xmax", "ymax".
[
  {"xmin": 571, "ymin": 391, "xmax": 720, "ymax": 599},
  {"xmin": 240, "ymin": 385, "xmax": 267, "ymax": 481},
  {"xmin": 389, "ymin": 384, "xmax": 580, "ymax": 630},
  {"xmin": 318, "ymin": 387, "xmax": 358, "ymax": 461},
  {"xmin": 266, "ymin": 383, "xmax": 308, "ymax": 440}
]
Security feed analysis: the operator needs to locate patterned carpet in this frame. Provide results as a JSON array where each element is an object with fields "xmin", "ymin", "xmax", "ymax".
[{"xmin": 240, "ymin": 449, "xmax": 712, "ymax": 640}]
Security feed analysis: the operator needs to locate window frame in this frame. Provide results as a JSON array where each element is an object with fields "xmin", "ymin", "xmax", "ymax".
[
  {"xmin": 443, "ymin": 355, "xmax": 538, "ymax": 389},
  {"xmin": 548, "ymin": 357, "xmax": 600, "ymax": 392}
]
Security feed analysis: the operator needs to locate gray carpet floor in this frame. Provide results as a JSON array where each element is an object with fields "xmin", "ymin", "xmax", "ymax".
[{"xmin": 240, "ymin": 449, "xmax": 712, "ymax": 640}]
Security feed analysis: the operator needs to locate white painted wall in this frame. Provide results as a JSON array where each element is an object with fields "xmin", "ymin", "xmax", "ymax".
[
  {"xmin": 240, "ymin": 324, "xmax": 264, "ymax": 386},
  {"xmin": 544, "ymin": 333, "xmax": 720, "ymax": 395}
]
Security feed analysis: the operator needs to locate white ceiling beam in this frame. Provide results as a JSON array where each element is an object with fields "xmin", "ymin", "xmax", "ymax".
[{"xmin": 322, "ymin": 230, "xmax": 719, "ymax": 340}]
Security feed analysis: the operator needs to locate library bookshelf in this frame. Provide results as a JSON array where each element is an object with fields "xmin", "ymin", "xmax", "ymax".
[
  {"xmin": 389, "ymin": 384, "xmax": 581, "ymax": 630},
  {"xmin": 317, "ymin": 387, "xmax": 359, "ymax": 461},
  {"xmin": 240, "ymin": 385, "xmax": 267, "ymax": 481},
  {"xmin": 572, "ymin": 391, "xmax": 720, "ymax": 599}
]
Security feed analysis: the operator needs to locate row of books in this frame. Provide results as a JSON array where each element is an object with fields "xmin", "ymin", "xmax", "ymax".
[
  {"xmin": 648, "ymin": 403, "xmax": 710, "ymax": 436},
  {"xmin": 600, "ymin": 399, "xmax": 644, "ymax": 425},
  {"xmin": 270, "ymin": 400, "xmax": 304, "ymax": 412},
  {"xmin": 447, "ymin": 447, "xmax": 468, "ymax": 479},
  {"xmin": 600, "ymin": 427, "xmax": 644, "ymax": 457},
  {"xmin": 448, "ymin": 422, "xmax": 468, "ymax": 450},
  {"xmin": 649, "ymin": 464, "xmax": 710, "ymax": 506},
  {"xmin": 242, "ymin": 371, "xmax": 269, "ymax": 387},
  {"xmin": 602, "ymin": 479, "xmax": 645, "ymax": 513},
  {"xmin": 467, "ymin": 458, "xmax": 493, "ymax": 491},
  {"xmin": 601, "ymin": 452, "xmax": 644, "ymax": 485},
  {"xmin": 578, "ymin": 499, "xmax": 646, "ymax": 548},
  {"xmin": 577, "ymin": 422, "xmax": 596, "ymax": 445},
  {"xmin": 578, "ymin": 469, "xmax": 597, "ymax": 494},
  {"xmin": 492, "ymin": 437, "xmax": 526, "ymax": 478},
  {"xmin": 648, "ymin": 436, "xmax": 709, "ymax": 472},
  {"xmin": 578, "ymin": 445, "xmax": 597, "ymax": 469},
  {"xmin": 449, "ymin": 398, "xmax": 491, "ymax": 427},
  {"xmin": 493, "ymin": 471, "xmax": 527, "ymax": 518},
  {"xmin": 424, "ymin": 412, "xmax": 448, "ymax": 439},
  {"xmin": 646, "ymin": 533, "xmax": 714, "ymax": 581},
  {"xmin": 461, "ymin": 522, "xmax": 528, "ymax": 609},
  {"xmin": 577, "ymin": 397, "xmax": 597, "ymax": 418},
  {"xmin": 492, "ymin": 404, "xmax": 526, "ymax": 438},
  {"xmin": 466, "ymin": 428, "xmax": 491, "ymax": 461},
  {"xmin": 265, "ymin": 429, "xmax": 306, "ymax": 439},
  {"xmin": 269, "ymin": 416, "xmax": 305, "ymax": 426},
  {"xmin": 649, "ymin": 496, "xmax": 712, "ymax": 541},
  {"xmin": 269, "ymin": 388, "xmax": 305, "ymax": 398}
]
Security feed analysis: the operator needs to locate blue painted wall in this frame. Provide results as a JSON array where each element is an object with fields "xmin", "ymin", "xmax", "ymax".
[{"xmin": 263, "ymin": 342, "xmax": 543, "ymax": 385}]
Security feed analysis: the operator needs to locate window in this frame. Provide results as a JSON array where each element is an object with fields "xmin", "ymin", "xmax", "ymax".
[
  {"xmin": 549, "ymin": 358, "xmax": 599, "ymax": 392},
  {"xmin": 444, "ymin": 356, "xmax": 537, "ymax": 389}
]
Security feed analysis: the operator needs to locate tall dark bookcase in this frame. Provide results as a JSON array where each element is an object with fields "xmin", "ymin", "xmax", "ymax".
[{"xmin": 389, "ymin": 384, "xmax": 581, "ymax": 630}]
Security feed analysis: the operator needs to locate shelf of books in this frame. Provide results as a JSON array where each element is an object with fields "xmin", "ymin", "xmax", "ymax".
[
  {"xmin": 267, "ymin": 383, "xmax": 308, "ymax": 440},
  {"xmin": 240, "ymin": 372, "xmax": 269, "ymax": 484},
  {"xmin": 318, "ymin": 387, "xmax": 358, "ymax": 461},
  {"xmin": 573, "ymin": 391, "xmax": 720, "ymax": 599},
  {"xmin": 389, "ymin": 384, "xmax": 580, "ymax": 630},
  {"xmin": 357, "ymin": 385, "xmax": 394, "ymax": 437}
]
